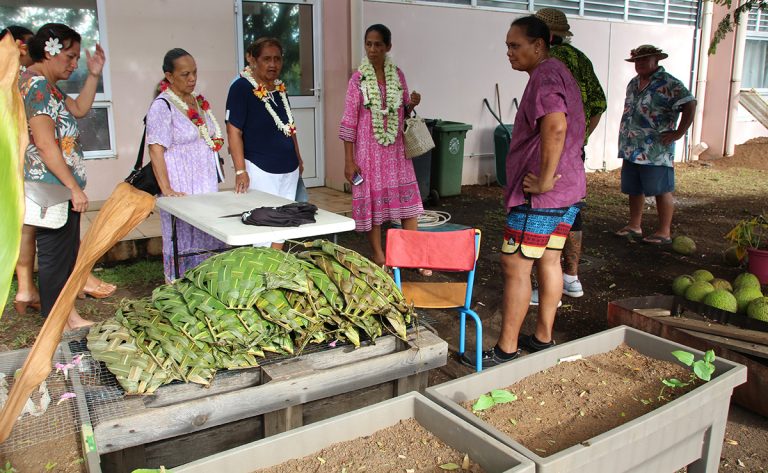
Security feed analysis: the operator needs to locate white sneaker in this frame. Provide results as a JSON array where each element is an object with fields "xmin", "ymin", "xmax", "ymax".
[
  {"xmin": 530, "ymin": 289, "xmax": 563, "ymax": 307},
  {"xmin": 563, "ymin": 278, "xmax": 584, "ymax": 298}
]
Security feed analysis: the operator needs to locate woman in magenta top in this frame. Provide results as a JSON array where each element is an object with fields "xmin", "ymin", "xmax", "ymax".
[
  {"xmin": 467, "ymin": 16, "xmax": 586, "ymax": 369},
  {"xmin": 339, "ymin": 24, "xmax": 426, "ymax": 271}
]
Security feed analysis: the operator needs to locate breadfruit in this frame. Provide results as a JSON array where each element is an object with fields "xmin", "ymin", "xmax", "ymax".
[
  {"xmin": 671, "ymin": 236, "xmax": 696, "ymax": 256},
  {"xmin": 746, "ymin": 297, "xmax": 768, "ymax": 322},
  {"xmin": 691, "ymin": 269, "xmax": 715, "ymax": 282},
  {"xmin": 672, "ymin": 275, "xmax": 695, "ymax": 297},
  {"xmin": 702, "ymin": 289, "xmax": 738, "ymax": 313},
  {"xmin": 685, "ymin": 281, "xmax": 715, "ymax": 302}
]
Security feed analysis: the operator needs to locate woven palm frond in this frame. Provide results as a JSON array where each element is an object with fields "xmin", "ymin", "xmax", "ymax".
[{"xmin": 87, "ymin": 317, "xmax": 177, "ymax": 395}]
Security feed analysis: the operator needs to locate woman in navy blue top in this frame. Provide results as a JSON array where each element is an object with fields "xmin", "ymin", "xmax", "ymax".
[{"xmin": 226, "ymin": 37, "xmax": 303, "ymax": 249}]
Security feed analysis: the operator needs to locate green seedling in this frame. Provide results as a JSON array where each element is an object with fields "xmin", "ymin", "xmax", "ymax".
[
  {"xmin": 658, "ymin": 349, "xmax": 716, "ymax": 400},
  {"xmin": 472, "ymin": 389, "xmax": 517, "ymax": 412},
  {"xmin": 0, "ymin": 462, "xmax": 16, "ymax": 473}
]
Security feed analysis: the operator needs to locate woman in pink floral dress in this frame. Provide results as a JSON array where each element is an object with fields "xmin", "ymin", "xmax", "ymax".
[{"xmin": 340, "ymin": 24, "xmax": 427, "ymax": 272}]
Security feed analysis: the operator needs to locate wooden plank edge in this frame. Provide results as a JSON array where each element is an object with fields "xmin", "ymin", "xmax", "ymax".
[{"xmin": 94, "ymin": 330, "xmax": 447, "ymax": 453}]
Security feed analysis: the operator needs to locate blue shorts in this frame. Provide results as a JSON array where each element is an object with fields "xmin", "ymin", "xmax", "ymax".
[{"xmin": 620, "ymin": 160, "xmax": 674, "ymax": 196}]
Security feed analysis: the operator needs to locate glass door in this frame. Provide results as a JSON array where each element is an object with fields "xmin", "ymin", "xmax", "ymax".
[{"xmin": 236, "ymin": 0, "xmax": 324, "ymax": 187}]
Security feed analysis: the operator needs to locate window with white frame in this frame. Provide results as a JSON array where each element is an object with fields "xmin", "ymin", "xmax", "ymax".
[
  {"xmin": 1, "ymin": 0, "xmax": 114, "ymax": 159},
  {"xmin": 745, "ymin": 9, "xmax": 768, "ymax": 91},
  {"xmin": 383, "ymin": 0, "xmax": 699, "ymax": 26}
]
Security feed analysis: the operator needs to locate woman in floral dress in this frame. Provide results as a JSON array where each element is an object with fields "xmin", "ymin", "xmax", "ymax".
[
  {"xmin": 339, "ymin": 24, "xmax": 428, "ymax": 272},
  {"xmin": 146, "ymin": 48, "xmax": 226, "ymax": 281},
  {"xmin": 19, "ymin": 23, "xmax": 104, "ymax": 329}
]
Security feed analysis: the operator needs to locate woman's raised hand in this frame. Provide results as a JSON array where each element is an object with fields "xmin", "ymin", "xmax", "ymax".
[
  {"xmin": 409, "ymin": 91, "xmax": 421, "ymax": 108},
  {"xmin": 85, "ymin": 43, "xmax": 106, "ymax": 77},
  {"xmin": 70, "ymin": 187, "xmax": 89, "ymax": 213}
]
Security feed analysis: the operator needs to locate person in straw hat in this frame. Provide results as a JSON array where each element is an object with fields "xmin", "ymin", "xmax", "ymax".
[
  {"xmin": 531, "ymin": 8, "xmax": 606, "ymax": 303},
  {"xmin": 615, "ymin": 45, "xmax": 696, "ymax": 245}
]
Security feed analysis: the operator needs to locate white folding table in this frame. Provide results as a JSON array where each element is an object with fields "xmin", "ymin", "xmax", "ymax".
[{"xmin": 156, "ymin": 190, "xmax": 356, "ymax": 279}]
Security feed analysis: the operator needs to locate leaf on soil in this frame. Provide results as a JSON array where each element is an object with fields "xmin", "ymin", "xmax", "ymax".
[
  {"xmin": 317, "ymin": 457, "xmax": 326, "ymax": 464},
  {"xmin": 406, "ymin": 469, "xmax": 415, "ymax": 473},
  {"xmin": 535, "ymin": 448, "xmax": 547, "ymax": 453},
  {"xmin": 579, "ymin": 410, "xmax": 585, "ymax": 416},
  {"xmin": 472, "ymin": 394, "xmax": 495, "ymax": 411},
  {"xmin": 737, "ymin": 459, "xmax": 746, "ymax": 467},
  {"xmin": 462, "ymin": 454, "xmax": 470, "ymax": 470},
  {"xmin": 439, "ymin": 463, "xmax": 460, "ymax": 470},
  {"xmin": 398, "ymin": 454, "xmax": 407, "ymax": 459},
  {"xmin": 671, "ymin": 350, "xmax": 695, "ymax": 366},
  {"xmin": 490, "ymin": 389, "xmax": 517, "ymax": 404},
  {"xmin": 509, "ymin": 418, "xmax": 518, "ymax": 426},
  {"xmin": 725, "ymin": 439, "xmax": 739, "ymax": 445},
  {"xmin": 609, "ymin": 283, "xmax": 616, "ymax": 289}
]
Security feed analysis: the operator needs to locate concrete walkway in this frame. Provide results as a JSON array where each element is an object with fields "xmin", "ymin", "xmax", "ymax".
[{"xmin": 84, "ymin": 187, "xmax": 352, "ymax": 263}]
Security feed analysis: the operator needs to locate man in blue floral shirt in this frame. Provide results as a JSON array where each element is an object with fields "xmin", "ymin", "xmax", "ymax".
[{"xmin": 616, "ymin": 45, "xmax": 696, "ymax": 245}]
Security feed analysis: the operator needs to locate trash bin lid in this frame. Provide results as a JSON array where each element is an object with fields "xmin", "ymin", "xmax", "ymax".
[{"xmin": 434, "ymin": 120, "xmax": 473, "ymax": 132}]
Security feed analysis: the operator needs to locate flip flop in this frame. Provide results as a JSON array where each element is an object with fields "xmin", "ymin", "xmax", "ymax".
[
  {"xmin": 614, "ymin": 227, "xmax": 643, "ymax": 238},
  {"xmin": 79, "ymin": 280, "xmax": 117, "ymax": 299},
  {"xmin": 642, "ymin": 235, "xmax": 672, "ymax": 245}
]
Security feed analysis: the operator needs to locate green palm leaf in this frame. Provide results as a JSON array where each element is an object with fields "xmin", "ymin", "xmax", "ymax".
[{"xmin": 0, "ymin": 37, "xmax": 27, "ymax": 313}]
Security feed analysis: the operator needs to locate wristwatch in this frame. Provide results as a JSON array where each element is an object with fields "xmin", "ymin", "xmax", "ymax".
[{"xmin": 235, "ymin": 169, "xmax": 247, "ymax": 176}]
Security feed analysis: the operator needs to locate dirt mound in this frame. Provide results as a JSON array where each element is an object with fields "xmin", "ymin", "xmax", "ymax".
[{"xmin": 706, "ymin": 137, "xmax": 768, "ymax": 170}]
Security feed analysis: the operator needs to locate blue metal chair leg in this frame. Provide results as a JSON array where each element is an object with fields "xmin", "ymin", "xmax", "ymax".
[
  {"xmin": 458, "ymin": 311, "xmax": 467, "ymax": 357},
  {"xmin": 462, "ymin": 308, "xmax": 483, "ymax": 372}
]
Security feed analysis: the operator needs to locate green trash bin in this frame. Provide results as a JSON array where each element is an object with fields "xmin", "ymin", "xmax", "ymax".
[
  {"xmin": 431, "ymin": 120, "xmax": 472, "ymax": 198},
  {"xmin": 494, "ymin": 123, "xmax": 513, "ymax": 187}
]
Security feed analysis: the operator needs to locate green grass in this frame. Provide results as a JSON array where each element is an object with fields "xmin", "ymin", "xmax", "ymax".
[
  {"xmin": 3, "ymin": 259, "xmax": 163, "ymax": 312},
  {"xmin": 94, "ymin": 260, "xmax": 164, "ymax": 287}
]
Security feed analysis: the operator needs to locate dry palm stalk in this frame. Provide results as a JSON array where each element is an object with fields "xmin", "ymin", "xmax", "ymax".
[{"xmin": 0, "ymin": 183, "xmax": 155, "ymax": 441}]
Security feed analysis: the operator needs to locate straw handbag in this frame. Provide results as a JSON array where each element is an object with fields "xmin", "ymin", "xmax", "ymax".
[{"xmin": 403, "ymin": 113, "xmax": 435, "ymax": 159}]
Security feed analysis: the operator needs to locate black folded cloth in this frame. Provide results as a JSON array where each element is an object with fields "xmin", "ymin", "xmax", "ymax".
[{"xmin": 234, "ymin": 202, "xmax": 318, "ymax": 227}]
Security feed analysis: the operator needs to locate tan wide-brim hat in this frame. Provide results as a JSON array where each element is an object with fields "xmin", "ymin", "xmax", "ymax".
[
  {"xmin": 535, "ymin": 8, "xmax": 573, "ymax": 37},
  {"xmin": 626, "ymin": 44, "xmax": 669, "ymax": 62}
]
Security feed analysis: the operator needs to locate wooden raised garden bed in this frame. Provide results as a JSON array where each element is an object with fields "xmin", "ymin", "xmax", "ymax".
[{"xmin": 83, "ymin": 328, "xmax": 446, "ymax": 472}]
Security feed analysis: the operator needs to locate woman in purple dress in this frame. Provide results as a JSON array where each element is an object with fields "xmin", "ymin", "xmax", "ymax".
[
  {"xmin": 340, "ymin": 24, "xmax": 428, "ymax": 273},
  {"xmin": 146, "ymin": 48, "xmax": 226, "ymax": 281}
]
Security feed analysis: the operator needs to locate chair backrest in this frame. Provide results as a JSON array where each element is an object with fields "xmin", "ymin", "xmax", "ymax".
[{"xmin": 385, "ymin": 228, "xmax": 479, "ymax": 271}]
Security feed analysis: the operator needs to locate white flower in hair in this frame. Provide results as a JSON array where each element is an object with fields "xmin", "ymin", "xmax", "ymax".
[{"xmin": 44, "ymin": 37, "xmax": 62, "ymax": 56}]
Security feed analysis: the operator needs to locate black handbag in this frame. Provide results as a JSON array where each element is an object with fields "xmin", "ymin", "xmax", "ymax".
[{"xmin": 125, "ymin": 98, "xmax": 170, "ymax": 195}]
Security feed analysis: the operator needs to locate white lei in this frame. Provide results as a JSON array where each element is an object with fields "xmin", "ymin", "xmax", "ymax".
[
  {"xmin": 358, "ymin": 57, "xmax": 402, "ymax": 146},
  {"xmin": 163, "ymin": 87, "xmax": 224, "ymax": 151},
  {"xmin": 240, "ymin": 67, "xmax": 296, "ymax": 137}
]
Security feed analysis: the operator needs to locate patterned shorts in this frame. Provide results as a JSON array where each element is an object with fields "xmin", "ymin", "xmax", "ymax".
[{"xmin": 501, "ymin": 203, "xmax": 581, "ymax": 259}]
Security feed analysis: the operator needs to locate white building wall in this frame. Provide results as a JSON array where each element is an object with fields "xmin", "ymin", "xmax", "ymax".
[
  {"xmin": 88, "ymin": 0, "xmax": 238, "ymax": 202},
  {"xmin": 364, "ymin": 1, "xmax": 696, "ymax": 184}
]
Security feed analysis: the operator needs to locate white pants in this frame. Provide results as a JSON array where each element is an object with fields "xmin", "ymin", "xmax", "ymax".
[{"xmin": 245, "ymin": 161, "xmax": 300, "ymax": 246}]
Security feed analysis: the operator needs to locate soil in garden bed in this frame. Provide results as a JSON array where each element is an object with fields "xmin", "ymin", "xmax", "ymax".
[
  {"xmin": 462, "ymin": 344, "xmax": 697, "ymax": 457},
  {"xmin": 252, "ymin": 418, "xmax": 484, "ymax": 473}
]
